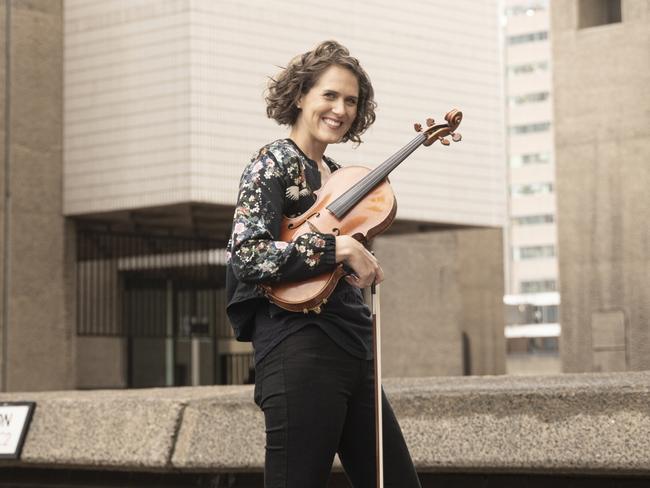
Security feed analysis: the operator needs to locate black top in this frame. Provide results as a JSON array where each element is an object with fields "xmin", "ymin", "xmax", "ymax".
[{"xmin": 225, "ymin": 139, "xmax": 373, "ymax": 364}]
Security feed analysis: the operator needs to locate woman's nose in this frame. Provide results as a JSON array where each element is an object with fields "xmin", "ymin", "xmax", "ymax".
[{"xmin": 331, "ymin": 99, "xmax": 345, "ymax": 115}]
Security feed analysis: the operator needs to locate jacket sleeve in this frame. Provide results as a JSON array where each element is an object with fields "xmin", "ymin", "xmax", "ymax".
[{"xmin": 228, "ymin": 151, "xmax": 337, "ymax": 284}]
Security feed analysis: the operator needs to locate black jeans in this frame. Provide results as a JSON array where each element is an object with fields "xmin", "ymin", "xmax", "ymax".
[{"xmin": 254, "ymin": 324, "xmax": 422, "ymax": 488}]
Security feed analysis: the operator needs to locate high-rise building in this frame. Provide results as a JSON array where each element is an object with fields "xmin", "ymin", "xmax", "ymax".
[{"xmin": 502, "ymin": 0, "xmax": 561, "ymax": 374}]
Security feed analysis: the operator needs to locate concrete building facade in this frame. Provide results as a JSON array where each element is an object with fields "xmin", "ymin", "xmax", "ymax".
[
  {"xmin": 551, "ymin": 0, "xmax": 650, "ymax": 372},
  {"xmin": 1, "ymin": 0, "xmax": 507, "ymax": 392}
]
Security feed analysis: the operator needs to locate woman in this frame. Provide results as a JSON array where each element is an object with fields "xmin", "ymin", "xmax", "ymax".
[{"xmin": 226, "ymin": 40, "xmax": 421, "ymax": 488}]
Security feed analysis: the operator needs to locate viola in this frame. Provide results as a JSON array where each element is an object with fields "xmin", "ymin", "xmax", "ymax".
[{"xmin": 262, "ymin": 109, "xmax": 463, "ymax": 313}]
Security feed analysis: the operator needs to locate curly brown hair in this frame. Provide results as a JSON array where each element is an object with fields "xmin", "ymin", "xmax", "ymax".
[{"xmin": 265, "ymin": 40, "xmax": 376, "ymax": 144}]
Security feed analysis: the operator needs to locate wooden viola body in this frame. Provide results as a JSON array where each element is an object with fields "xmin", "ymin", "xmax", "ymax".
[
  {"xmin": 263, "ymin": 166, "xmax": 397, "ymax": 313},
  {"xmin": 262, "ymin": 109, "xmax": 462, "ymax": 313}
]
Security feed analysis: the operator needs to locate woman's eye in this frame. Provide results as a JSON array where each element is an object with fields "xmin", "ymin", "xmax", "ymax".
[{"xmin": 323, "ymin": 93, "xmax": 336, "ymax": 99}]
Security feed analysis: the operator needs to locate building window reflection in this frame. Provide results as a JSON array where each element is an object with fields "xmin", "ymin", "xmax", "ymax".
[
  {"xmin": 510, "ymin": 182, "xmax": 554, "ymax": 196},
  {"xmin": 520, "ymin": 279, "xmax": 557, "ymax": 294}
]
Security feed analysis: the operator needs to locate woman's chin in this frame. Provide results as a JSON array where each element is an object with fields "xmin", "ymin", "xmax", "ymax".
[{"xmin": 317, "ymin": 130, "xmax": 344, "ymax": 145}]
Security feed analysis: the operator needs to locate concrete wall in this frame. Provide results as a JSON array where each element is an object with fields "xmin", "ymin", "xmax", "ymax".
[
  {"xmin": 64, "ymin": 0, "xmax": 506, "ymax": 228},
  {"xmin": 76, "ymin": 337, "xmax": 127, "ymax": 390},
  {"xmin": 551, "ymin": 0, "xmax": 650, "ymax": 372},
  {"xmin": 2, "ymin": 372, "xmax": 650, "ymax": 476},
  {"xmin": 506, "ymin": 354, "xmax": 561, "ymax": 375},
  {"xmin": 375, "ymin": 228, "xmax": 505, "ymax": 377},
  {"xmin": 0, "ymin": 1, "xmax": 75, "ymax": 391},
  {"xmin": 0, "ymin": 0, "xmax": 6, "ymax": 393},
  {"xmin": 457, "ymin": 228, "xmax": 506, "ymax": 375}
]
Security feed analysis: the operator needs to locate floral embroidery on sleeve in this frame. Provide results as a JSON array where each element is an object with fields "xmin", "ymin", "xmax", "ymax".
[
  {"xmin": 227, "ymin": 142, "xmax": 336, "ymax": 284},
  {"xmin": 285, "ymin": 158, "xmax": 311, "ymax": 201}
]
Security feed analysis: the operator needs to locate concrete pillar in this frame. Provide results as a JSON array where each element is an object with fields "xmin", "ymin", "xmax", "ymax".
[
  {"xmin": 552, "ymin": 0, "xmax": 650, "ymax": 372},
  {"xmin": 0, "ymin": 0, "xmax": 74, "ymax": 391}
]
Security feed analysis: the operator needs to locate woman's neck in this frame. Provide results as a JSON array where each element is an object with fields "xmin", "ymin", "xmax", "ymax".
[{"xmin": 288, "ymin": 129, "xmax": 327, "ymax": 163}]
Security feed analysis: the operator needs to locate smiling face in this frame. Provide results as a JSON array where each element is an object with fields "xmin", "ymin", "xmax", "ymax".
[{"xmin": 290, "ymin": 64, "xmax": 359, "ymax": 157}]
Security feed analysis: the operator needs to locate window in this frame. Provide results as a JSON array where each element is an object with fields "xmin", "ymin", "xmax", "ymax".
[
  {"xmin": 509, "ymin": 122, "xmax": 551, "ymax": 135},
  {"xmin": 510, "ymin": 152, "xmax": 552, "ymax": 167},
  {"xmin": 578, "ymin": 0, "xmax": 622, "ymax": 28},
  {"xmin": 529, "ymin": 337, "xmax": 559, "ymax": 353},
  {"xmin": 507, "ymin": 31, "xmax": 548, "ymax": 45},
  {"xmin": 508, "ymin": 61, "xmax": 549, "ymax": 77},
  {"xmin": 513, "ymin": 245, "xmax": 555, "ymax": 260},
  {"xmin": 505, "ymin": 3, "xmax": 548, "ymax": 17},
  {"xmin": 506, "ymin": 337, "xmax": 559, "ymax": 355},
  {"xmin": 509, "ymin": 91, "xmax": 550, "ymax": 107},
  {"xmin": 510, "ymin": 182, "xmax": 554, "ymax": 196},
  {"xmin": 512, "ymin": 214, "xmax": 554, "ymax": 225},
  {"xmin": 521, "ymin": 279, "xmax": 556, "ymax": 293},
  {"xmin": 537, "ymin": 304, "xmax": 559, "ymax": 323}
]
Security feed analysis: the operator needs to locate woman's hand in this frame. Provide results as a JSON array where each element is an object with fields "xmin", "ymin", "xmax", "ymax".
[{"xmin": 335, "ymin": 235, "xmax": 384, "ymax": 288}]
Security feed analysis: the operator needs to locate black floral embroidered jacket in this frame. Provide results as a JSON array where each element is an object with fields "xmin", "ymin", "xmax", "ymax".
[{"xmin": 225, "ymin": 139, "xmax": 340, "ymax": 341}]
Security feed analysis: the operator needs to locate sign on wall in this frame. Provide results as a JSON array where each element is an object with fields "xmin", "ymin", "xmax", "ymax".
[{"xmin": 0, "ymin": 402, "xmax": 36, "ymax": 459}]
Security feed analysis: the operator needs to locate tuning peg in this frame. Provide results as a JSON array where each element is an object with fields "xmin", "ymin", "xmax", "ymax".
[
  {"xmin": 451, "ymin": 132, "xmax": 462, "ymax": 142},
  {"xmin": 439, "ymin": 137, "xmax": 450, "ymax": 146},
  {"xmin": 414, "ymin": 123, "xmax": 422, "ymax": 132},
  {"xmin": 426, "ymin": 118, "xmax": 435, "ymax": 127}
]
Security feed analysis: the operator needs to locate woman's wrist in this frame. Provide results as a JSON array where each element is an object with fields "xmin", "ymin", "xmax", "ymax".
[{"xmin": 335, "ymin": 236, "xmax": 352, "ymax": 263}]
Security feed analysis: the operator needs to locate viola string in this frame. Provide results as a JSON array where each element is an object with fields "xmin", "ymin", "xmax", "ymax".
[
  {"xmin": 328, "ymin": 133, "xmax": 426, "ymax": 216},
  {"xmin": 330, "ymin": 134, "xmax": 423, "ymax": 215},
  {"xmin": 330, "ymin": 136, "xmax": 421, "ymax": 216}
]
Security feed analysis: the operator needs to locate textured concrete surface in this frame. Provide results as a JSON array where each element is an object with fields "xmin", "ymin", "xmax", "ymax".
[
  {"xmin": 552, "ymin": 1, "xmax": 650, "ymax": 373},
  {"xmin": 1, "ymin": 373, "xmax": 650, "ymax": 475},
  {"xmin": 374, "ymin": 232, "xmax": 463, "ymax": 377},
  {"xmin": 0, "ymin": 386, "xmax": 221, "ymax": 469},
  {"xmin": 0, "ymin": 0, "xmax": 74, "ymax": 392},
  {"xmin": 76, "ymin": 337, "xmax": 128, "ymax": 390},
  {"xmin": 456, "ymin": 228, "xmax": 506, "ymax": 375},
  {"xmin": 375, "ymin": 228, "xmax": 505, "ymax": 377},
  {"xmin": 172, "ymin": 387, "xmax": 264, "ymax": 471}
]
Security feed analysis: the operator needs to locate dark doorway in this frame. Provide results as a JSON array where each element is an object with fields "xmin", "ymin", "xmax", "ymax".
[
  {"xmin": 124, "ymin": 274, "xmax": 221, "ymax": 388},
  {"xmin": 76, "ymin": 228, "xmax": 254, "ymax": 388}
]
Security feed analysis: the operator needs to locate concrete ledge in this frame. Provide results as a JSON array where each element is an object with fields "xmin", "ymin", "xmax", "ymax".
[{"xmin": 1, "ymin": 372, "xmax": 650, "ymax": 475}]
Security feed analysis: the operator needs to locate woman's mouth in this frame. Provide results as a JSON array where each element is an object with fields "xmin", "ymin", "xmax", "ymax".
[{"xmin": 322, "ymin": 117, "xmax": 343, "ymax": 129}]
